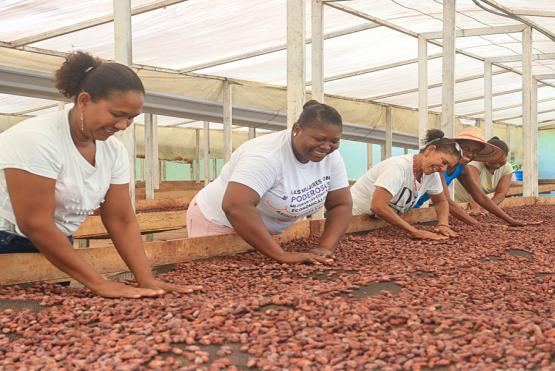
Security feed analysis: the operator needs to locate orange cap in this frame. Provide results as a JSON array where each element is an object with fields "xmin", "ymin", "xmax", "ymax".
[{"xmin": 454, "ymin": 129, "xmax": 504, "ymax": 162}]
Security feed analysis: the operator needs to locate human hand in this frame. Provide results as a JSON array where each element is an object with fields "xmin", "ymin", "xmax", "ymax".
[
  {"xmin": 433, "ymin": 225, "xmax": 459, "ymax": 237},
  {"xmin": 309, "ymin": 246, "xmax": 335, "ymax": 257},
  {"xmin": 411, "ymin": 229, "xmax": 449, "ymax": 240},
  {"xmin": 468, "ymin": 208, "xmax": 486, "ymax": 216},
  {"xmin": 509, "ymin": 219, "xmax": 543, "ymax": 227},
  {"xmin": 139, "ymin": 278, "xmax": 203, "ymax": 294},
  {"xmin": 275, "ymin": 252, "xmax": 333, "ymax": 264},
  {"xmin": 89, "ymin": 280, "xmax": 164, "ymax": 299}
]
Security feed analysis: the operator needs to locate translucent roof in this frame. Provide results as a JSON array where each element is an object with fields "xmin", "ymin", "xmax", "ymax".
[{"xmin": 1, "ymin": 0, "xmax": 555, "ymax": 126}]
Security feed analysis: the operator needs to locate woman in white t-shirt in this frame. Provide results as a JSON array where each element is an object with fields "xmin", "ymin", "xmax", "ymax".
[
  {"xmin": 0, "ymin": 52, "xmax": 199, "ymax": 298},
  {"xmin": 351, "ymin": 129, "xmax": 461, "ymax": 240},
  {"xmin": 188, "ymin": 100, "xmax": 353, "ymax": 263},
  {"xmin": 455, "ymin": 137, "xmax": 513, "ymax": 215}
]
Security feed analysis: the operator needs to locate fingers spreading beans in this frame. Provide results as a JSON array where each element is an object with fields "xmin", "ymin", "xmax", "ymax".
[{"xmin": 0, "ymin": 205, "xmax": 553, "ymax": 369}]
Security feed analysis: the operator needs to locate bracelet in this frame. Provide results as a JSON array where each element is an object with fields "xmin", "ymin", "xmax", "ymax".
[{"xmin": 436, "ymin": 224, "xmax": 449, "ymax": 228}]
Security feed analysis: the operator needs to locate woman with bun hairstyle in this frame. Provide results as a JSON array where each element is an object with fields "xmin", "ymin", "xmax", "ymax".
[
  {"xmin": 188, "ymin": 100, "xmax": 353, "ymax": 263},
  {"xmin": 350, "ymin": 129, "xmax": 461, "ymax": 240},
  {"xmin": 414, "ymin": 130, "xmax": 537, "ymax": 227},
  {"xmin": 0, "ymin": 52, "xmax": 200, "ymax": 298},
  {"xmin": 454, "ymin": 137, "xmax": 513, "ymax": 215}
]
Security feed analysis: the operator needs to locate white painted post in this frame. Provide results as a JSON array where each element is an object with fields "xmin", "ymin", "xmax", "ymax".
[
  {"xmin": 531, "ymin": 76, "xmax": 539, "ymax": 196},
  {"xmin": 522, "ymin": 27, "xmax": 533, "ymax": 197},
  {"xmin": 441, "ymin": 0, "xmax": 456, "ymax": 138},
  {"xmin": 287, "ymin": 0, "xmax": 306, "ymax": 127},
  {"xmin": 311, "ymin": 0, "xmax": 324, "ymax": 102},
  {"xmin": 212, "ymin": 158, "xmax": 218, "ymax": 180},
  {"xmin": 248, "ymin": 127, "xmax": 256, "ymax": 140},
  {"xmin": 404, "ymin": 147, "xmax": 409, "ymax": 155},
  {"xmin": 223, "ymin": 80, "xmax": 233, "ymax": 162},
  {"xmin": 144, "ymin": 113, "xmax": 155, "ymax": 200},
  {"xmin": 385, "ymin": 106, "xmax": 393, "ymax": 159},
  {"xmin": 194, "ymin": 128, "xmax": 200, "ymax": 182},
  {"xmin": 203, "ymin": 121, "xmax": 210, "ymax": 186},
  {"xmin": 484, "ymin": 61, "xmax": 493, "ymax": 140},
  {"xmin": 152, "ymin": 114, "xmax": 160, "ymax": 190},
  {"xmin": 113, "ymin": 0, "xmax": 136, "ymax": 207},
  {"xmin": 367, "ymin": 143, "xmax": 373, "ymax": 169},
  {"xmin": 418, "ymin": 35, "xmax": 428, "ymax": 143}
]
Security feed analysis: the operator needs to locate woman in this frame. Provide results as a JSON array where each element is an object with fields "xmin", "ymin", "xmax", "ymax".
[
  {"xmin": 0, "ymin": 52, "xmax": 199, "ymax": 298},
  {"xmin": 351, "ymin": 129, "xmax": 461, "ymax": 240},
  {"xmin": 415, "ymin": 130, "xmax": 534, "ymax": 227},
  {"xmin": 454, "ymin": 137, "xmax": 513, "ymax": 215},
  {"xmin": 187, "ymin": 100, "xmax": 353, "ymax": 262}
]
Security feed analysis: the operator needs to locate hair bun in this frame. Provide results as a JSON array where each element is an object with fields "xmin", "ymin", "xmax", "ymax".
[{"xmin": 303, "ymin": 100, "xmax": 321, "ymax": 109}]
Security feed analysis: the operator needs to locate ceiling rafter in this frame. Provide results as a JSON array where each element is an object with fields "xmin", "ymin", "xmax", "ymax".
[{"xmin": 6, "ymin": 0, "xmax": 187, "ymax": 48}]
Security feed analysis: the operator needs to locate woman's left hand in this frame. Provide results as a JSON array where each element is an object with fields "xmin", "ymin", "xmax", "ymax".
[
  {"xmin": 433, "ymin": 225, "xmax": 458, "ymax": 237},
  {"xmin": 309, "ymin": 246, "xmax": 335, "ymax": 258},
  {"xmin": 139, "ymin": 278, "xmax": 203, "ymax": 294}
]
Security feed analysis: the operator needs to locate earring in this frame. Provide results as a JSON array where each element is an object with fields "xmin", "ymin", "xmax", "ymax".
[
  {"xmin": 293, "ymin": 132, "xmax": 297, "ymax": 137},
  {"xmin": 80, "ymin": 112, "xmax": 84, "ymax": 132}
]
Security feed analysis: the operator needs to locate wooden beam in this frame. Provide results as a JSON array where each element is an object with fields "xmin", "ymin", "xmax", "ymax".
[
  {"xmin": 203, "ymin": 121, "xmax": 210, "ymax": 185},
  {"xmin": 319, "ymin": 53, "xmax": 442, "ymax": 85},
  {"xmin": 484, "ymin": 61, "xmax": 493, "ymax": 140},
  {"xmin": 2, "ymin": 197, "xmax": 552, "ymax": 286},
  {"xmin": 8, "ymin": 0, "xmax": 186, "ymax": 47},
  {"xmin": 385, "ymin": 106, "xmax": 392, "ymax": 159},
  {"xmin": 441, "ymin": 0, "xmax": 456, "ymax": 137},
  {"xmin": 487, "ymin": 53, "xmax": 555, "ymax": 63},
  {"xmin": 418, "ymin": 36, "xmax": 428, "ymax": 143},
  {"xmin": 421, "ymin": 24, "xmax": 525, "ymax": 39},
  {"xmin": 311, "ymin": 0, "xmax": 324, "ymax": 101},
  {"xmin": 508, "ymin": 8, "xmax": 555, "ymax": 17},
  {"xmin": 178, "ymin": 22, "xmax": 380, "ymax": 73},
  {"xmin": 144, "ymin": 113, "xmax": 155, "ymax": 199},
  {"xmin": 287, "ymin": 0, "xmax": 306, "ymax": 128},
  {"xmin": 522, "ymin": 27, "xmax": 533, "ymax": 197}
]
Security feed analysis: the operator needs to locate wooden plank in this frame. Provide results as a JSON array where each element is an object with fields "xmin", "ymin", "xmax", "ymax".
[
  {"xmin": 74, "ymin": 210, "xmax": 186, "ymax": 239},
  {"xmin": 2, "ymin": 197, "xmax": 552, "ymax": 286}
]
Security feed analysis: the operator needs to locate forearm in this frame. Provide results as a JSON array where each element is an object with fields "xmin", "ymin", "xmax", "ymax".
[
  {"xmin": 468, "ymin": 196, "xmax": 481, "ymax": 210},
  {"xmin": 318, "ymin": 204, "xmax": 351, "ymax": 250},
  {"xmin": 104, "ymin": 219, "xmax": 155, "ymax": 285},
  {"xmin": 433, "ymin": 199, "xmax": 450, "ymax": 226},
  {"xmin": 447, "ymin": 198, "xmax": 478, "ymax": 225},
  {"xmin": 491, "ymin": 192, "xmax": 506, "ymax": 205},
  {"xmin": 225, "ymin": 206, "xmax": 286, "ymax": 260},
  {"xmin": 373, "ymin": 206, "xmax": 417, "ymax": 235},
  {"xmin": 474, "ymin": 193, "xmax": 515, "ymax": 223},
  {"xmin": 25, "ymin": 226, "xmax": 104, "ymax": 288}
]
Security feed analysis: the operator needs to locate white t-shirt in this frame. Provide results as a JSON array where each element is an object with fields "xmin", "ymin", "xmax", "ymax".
[
  {"xmin": 195, "ymin": 129, "xmax": 349, "ymax": 234},
  {"xmin": 351, "ymin": 154, "xmax": 443, "ymax": 215},
  {"xmin": 0, "ymin": 105, "xmax": 129, "ymax": 237},
  {"xmin": 454, "ymin": 161, "xmax": 513, "ymax": 202}
]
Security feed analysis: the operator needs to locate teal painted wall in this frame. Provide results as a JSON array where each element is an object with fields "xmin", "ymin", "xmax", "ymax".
[{"xmin": 539, "ymin": 129, "xmax": 555, "ymax": 179}]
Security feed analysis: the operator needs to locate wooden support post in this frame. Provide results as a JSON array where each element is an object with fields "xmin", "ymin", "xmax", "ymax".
[
  {"xmin": 522, "ymin": 27, "xmax": 533, "ymax": 197},
  {"xmin": 203, "ymin": 121, "xmax": 210, "ymax": 186},
  {"xmin": 144, "ymin": 113, "xmax": 155, "ymax": 200},
  {"xmin": 212, "ymin": 158, "xmax": 218, "ymax": 180},
  {"xmin": 531, "ymin": 76, "xmax": 539, "ymax": 196},
  {"xmin": 153, "ymin": 115, "xmax": 160, "ymax": 190},
  {"xmin": 189, "ymin": 161, "xmax": 194, "ymax": 181},
  {"xmin": 367, "ymin": 143, "xmax": 374, "ymax": 168},
  {"xmin": 441, "ymin": 0, "xmax": 455, "ymax": 137},
  {"xmin": 194, "ymin": 129, "xmax": 200, "ymax": 182},
  {"xmin": 248, "ymin": 127, "xmax": 256, "ymax": 139},
  {"xmin": 385, "ymin": 106, "xmax": 393, "ymax": 159},
  {"xmin": 380, "ymin": 144, "xmax": 386, "ymax": 162},
  {"xmin": 404, "ymin": 147, "xmax": 409, "ymax": 155},
  {"xmin": 418, "ymin": 35, "xmax": 428, "ymax": 143},
  {"xmin": 287, "ymin": 0, "xmax": 305, "ymax": 128},
  {"xmin": 113, "ymin": 0, "xmax": 136, "ymax": 209},
  {"xmin": 311, "ymin": 0, "xmax": 324, "ymax": 102},
  {"xmin": 223, "ymin": 80, "xmax": 233, "ymax": 162},
  {"xmin": 484, "ymin": 60, "xmax": 493, "ymax": 140}
]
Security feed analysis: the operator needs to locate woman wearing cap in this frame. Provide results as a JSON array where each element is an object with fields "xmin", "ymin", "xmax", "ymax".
[
  {"xmin": 0, "ymin": 52, "xmax": 200, "ymax": 298},
  {"xmin": 351, "ymin": 129, "xmax": 461, "ymax": 240},
  {"xmin": 454, "ymin": 137, "xmax": 513, "ymax": 215},
  {"xmin": 415, "ymin": 129, "xmax": 533, "ymax": 227},
  {"xmin": 187, "ymin": 100, "xmax": 352, "ymax": 262}
]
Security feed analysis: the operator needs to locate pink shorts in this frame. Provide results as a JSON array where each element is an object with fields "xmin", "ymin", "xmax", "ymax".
[{"xmin": 186, "ymin": 198, "xmax": 235, "ymax": 238}]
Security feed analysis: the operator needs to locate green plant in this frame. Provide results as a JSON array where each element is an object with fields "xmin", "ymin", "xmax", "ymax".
[{"xmin": 511, "ymin": 162, "xmax": 522, "ymax": 171}]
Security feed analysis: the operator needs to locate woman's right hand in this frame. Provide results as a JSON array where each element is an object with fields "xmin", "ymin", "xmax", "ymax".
[
  {"xmin": 411, "ymin": 229, "xmax": 449, "ymax": 240},
  {"xmin": 89, "ymin": 280, "xmax": 164, "ymax": 299},
  {"xmin": 275, "ymin": 252, "xmax": 333, "ymax": 265}
]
